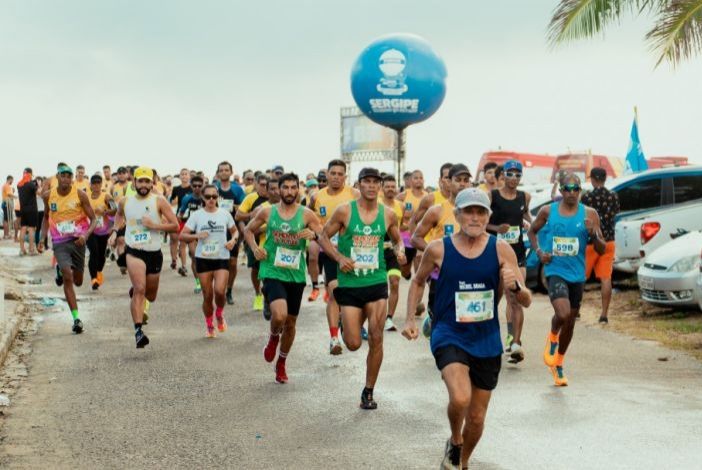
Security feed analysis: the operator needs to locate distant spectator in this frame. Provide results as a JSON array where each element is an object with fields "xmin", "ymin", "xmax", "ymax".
[
  {"xmin": 2, "ymin": 175, "xmax": 15, "ymax": 239},
  {"xmin": 581, "ymin": 167, "xmax": 620, "ymax": 323},
  {"xmin": 17, "ymin": 168, "xmax": 38, "ymax": 255}
]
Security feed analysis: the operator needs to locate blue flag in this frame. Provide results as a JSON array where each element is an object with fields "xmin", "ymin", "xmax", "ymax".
[{"xmin": 624, "ymin": 113, "xmax": 648, "ymax": 174}]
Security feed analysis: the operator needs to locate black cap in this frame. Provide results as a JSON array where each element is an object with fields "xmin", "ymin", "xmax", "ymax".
[
  {"xmin": 117, "ymin": 166, "xmax": 128, "ymax": 173},
  {"xmin": 90, "ymin": 174, "xmax": 103, "ymax": 184},
  {"xmin": 358, "ymin": 167, "xmax": 382, "ymax": 181},
  {"xmin": 448, "ymin": 163, "xmax": 471, "ymax": 179},
  {"xmin": 317, "ymin": 170, "xmax": 327, "ymax": 180},
  {"xmin": 590, "ymin": 167, "xmax": 607, "ymax": 181}
]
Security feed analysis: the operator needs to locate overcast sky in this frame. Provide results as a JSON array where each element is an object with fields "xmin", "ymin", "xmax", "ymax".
[{"xmin": 1, "ymin": 0, "xmax": 700, "ymax": 182}]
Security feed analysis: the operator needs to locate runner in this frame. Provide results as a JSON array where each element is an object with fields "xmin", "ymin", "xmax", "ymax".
[
  {"xmin": 17, "ymin": 168, "xmax": 39, "ymax": 256},
  {"xmin": 74, "ymin": 165, "xmax": 89, "ymax": 192},
  {"xmin": 235, "ymin": 174, "xmax": 269, "ymax": 310},
  {"xmin": 411, "ymin": 164, "xmax": 471, "ymax": 319},
  {"xmin": 179, "ymin": 184, "xmax": 237, "ymax": 338},
  {"xmin": 87, "ymin": 174, "xmax": 116, "ymax": 290},
  {"xmin": 178, "ymin": 175, "xmax": 205, "ymax": 293},
  {"xmin": 38, "ymin": 164, "xmax": 97, "ymax": 334},
  {"xmin": 115, "ymin": 167, "xmax": 179, "ymax": 348},
  {"xmin": 409, "ymin": 162, "xmax": 453, "ymax": 240},
  {"xmin": 380, "ymin": 174, "xmax": 404, "ymax": 331},
  {"xmin": 527, "ymin": 173, "xmax": 605, "ymax": 386},
  {"xmin": 309, "ymin": 159, "xmax": 359, "ymax": 354},
  {"xmin": 478, "ymin": 162, "xmax": 500, "ymax": 193},
  {"xmin": 321, "ymin": 167, "xmax": 405, "ymax": 408},
  {"xmin": 169, "ymin": 168, "xmax": 192, "ymax": 274},
  {"xmin": 215, "ymin": 161, "xmax": 246, "ymax": 305},
  {"xmin": 396, "ymin": 169, "xmax": 427, "ymax": 278},
  {"xmin": 101, "ymin": 165, "xmax": 112, "ymax": 192},
  {"xmin": 110, "ymin": 166, "xmax": 130, "ymax": 275},
  {"xmin": 486, "ymin": 159, "xmax": 531, "ymax": 363},
  {"xmin": 244, "ymin": 173, "xmax": 325, "ymax": 383},
  {"xmin": 402, "ymin": 188, "xmax": 532, "ymax": 470}
]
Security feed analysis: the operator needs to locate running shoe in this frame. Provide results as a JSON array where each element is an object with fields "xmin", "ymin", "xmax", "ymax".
[
  {"xmin": 308, "ymin": 287, "xmax": 320, "ymax": 302},
  {"xmin": 422, "ymin": 315, "xmax": 432, "ymax": 338},
  {"xmin": 323, "ymin": 290, "xmax": 330, "ymax": 303},
  {"xmin": 170, "ymin": 260, "xmax": 177, "ymax": 270},
  {"xmin": 415, "ymin": 301, "xmax": 425, "ymax": 316},
  {"xmin": 55, "ymin": 265, "xmax": 64, "ymax": 287},
  {"xmin": 226, "ymin": 288, "xmax": 234, "ymax": 305},
  {"xmin": 177, "ymin": 266, "xmax": 187, "ymax": 277},
  {"xmin": 253, "ymin": 294, "xmax": 264, "ymax": 311},
  {"xmin": 550, "ymin": 365, "xmax": 568, "ymax": 387},
  {"xmin": 263, "ymin": 334, "xmax": 280, "ymax": 363},
  {"xmin": 598, "ymin": 315, "xmax": 609, "ymax": 324},
  {"xmin": 72, "ymin": 319, "xmax": 83, "ymax": 334},
  {"xmin": 275, "ymin": 360, "xmax": 288, "ymax": 384},
  {"xmin": 216, "ymin": 316, "xmax": 227, "ymax": 333},
  {"xmin": 206, "ymin": 326, "xmax": 216, "ymax": 338},
  {"xmin": 384, "ymin": 317, "xmax": 396, "ymax": 331},
  {"xmin": 361, "ymin": 327, "xmax": 368, "ymax": 341},
  {"xmin": 97, "ymin": 271, "xmax": 104, "ymax": 286},
  {"xmin": 504, "ymin": 333, "xmax": 514, "ymax": 353},
  {"xmin": 329, "ymin": 336, "xmax": 342, "ymax": 355},
  {"xmin": 359, "ymin": 388, "xmax": 377, "ymax": 410},
  {"xmin": 119, "ymin": 266, "xmax": 127, "ymax": 276},
  {"xmin": 194, "ymin": 280, "xmax": 202, "ymax": 294},
  {"xmin": 91, "ymin": 278, "xmax": 99, "ymax": 291},
  {"xmin": 440, "ymin": 439, "xmax": 462, "ymax": 470},
  {"xmin": 508, "ymin": 342, "xmax": 525, "ymax": 364},
  {"xmin": 135, "ymin": 328, "xmax": 149, "ymax": 348},
  {"xmin": 543, "ymin": 334, "xmax": 559, "ymax": 367}
]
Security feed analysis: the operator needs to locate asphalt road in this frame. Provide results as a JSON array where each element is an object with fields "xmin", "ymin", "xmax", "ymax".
[{"xmin": 1, "ymin": 249, "xmax": 701, "ymax": 469}]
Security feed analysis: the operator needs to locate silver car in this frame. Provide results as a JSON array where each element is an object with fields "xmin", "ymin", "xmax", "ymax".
[{"xmin": 637, "ymin": 231, "xmax": 702, "ymax": 309}]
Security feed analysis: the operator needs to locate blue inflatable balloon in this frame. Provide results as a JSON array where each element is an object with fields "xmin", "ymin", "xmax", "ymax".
[{"xmin": 350, "ymin": 33, "xmax": 447, "ymax": 131}]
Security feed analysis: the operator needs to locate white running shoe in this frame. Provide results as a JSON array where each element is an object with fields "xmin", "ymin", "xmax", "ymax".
[
  {"xmin": 384, "ymin": 317, "xmax": 396, "ymax": 331},
  {"xmin": 508, "ymin": 342, "xmax": 525, "ymax": 363},
  {"xmin": 329, "ymin": 337, "xmax": 343, "ymax": 355}
]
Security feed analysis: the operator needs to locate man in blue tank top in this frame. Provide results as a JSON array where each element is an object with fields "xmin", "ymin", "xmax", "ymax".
[
  {"xmin": 402, "ymin": 188, "xmax": 532, "ymax": 470},
  {"xmin": 527, "ymin": 173, "xmax": 605, "ymax": 387}
]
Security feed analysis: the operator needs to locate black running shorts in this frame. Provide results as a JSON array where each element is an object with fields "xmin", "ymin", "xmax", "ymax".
[
  {"xmin": 262, "ymin": 278, "xmax": 306, "ymax": 316},
  {"xmin": 433, "ymin": 345, "xmax": 501, "ymax": 391},
  {"xmin": 334, "ymin": 282, "xmax": 388, "ymax": 309},
  {"xmin": 125, "ymin": 246, "xmax": 163, "ymax": 275},
  {"xmin": 195, "ymin": 257, "xmax": 230, "ymax": 273},
  {"xmin": 547, "ymin": 275, "xmax": 584, "ymax": 309}
]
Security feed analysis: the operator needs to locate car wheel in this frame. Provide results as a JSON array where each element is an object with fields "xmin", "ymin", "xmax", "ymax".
[{"xmin": 538, "ymin": 264, "xmax": 548, "ymax": 293}]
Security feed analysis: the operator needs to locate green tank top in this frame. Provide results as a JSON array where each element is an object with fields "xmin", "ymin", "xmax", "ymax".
[
  {"xmin": 338, "ymin": 200, "xmax": 387, "ymax": 288},
  {"xmin": 259, "ymin": 204, "xmax": 307, "ymax": 284}
]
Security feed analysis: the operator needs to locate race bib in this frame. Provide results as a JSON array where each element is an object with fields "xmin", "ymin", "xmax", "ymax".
[
  {"xmin": 274, "ymin": 247, "xmax": 302, "ymax": 269},
  {"xmin": 553, "ymin": 236, "xmax": 579, "ymax": 256},
  {"xmin": 455, "ymin": 290, "xmax": 494, "ymax": 323},
  {"xmin": 497, "ymin": 226, "xmax": 520, "ymax": 244},
  {"xmin": 219, "ymin": 199, "xmax": 234, "ymax": 212},
  {"xmin": 128, "ymin": 226, "xmax": 152, "ymax": 247},
  {"xmin": 201, "ymin": 239, "xmax": 220, "ymax": 257},
  {"xmin": 330, "ymin": 233, "xmax": 339, "ymax": 246},
  {"xmin": 57, "ymin": 220, "xmax": 76, "ymax": 235},
  {"xmin": 350, "ymin": 246, "xmax": 379, "ymax": 271}
]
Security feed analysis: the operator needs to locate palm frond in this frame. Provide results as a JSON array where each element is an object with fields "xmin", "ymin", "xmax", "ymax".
[
  {"xmin": 547, "ymin": 0, "xmax": 666, "ymax": 45},
  {"xmin": 647, "ymin": 0, "xmax": 702, "ymax": 66}
]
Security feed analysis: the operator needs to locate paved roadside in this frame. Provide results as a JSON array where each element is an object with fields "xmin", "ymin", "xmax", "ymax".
[{"xmin": 0, "ymin": 247, "xmax": 701, "ymax": 469}]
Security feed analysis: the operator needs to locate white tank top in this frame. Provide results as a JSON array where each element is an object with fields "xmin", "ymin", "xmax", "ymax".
[{"xmin": 124, "ymin": 193, "xmax": 162, "ymax": 251}]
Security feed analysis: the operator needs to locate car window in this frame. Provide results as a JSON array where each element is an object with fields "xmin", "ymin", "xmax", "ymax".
[
  {"xmin": 673, "ymin": 175, "xmax": 702, "ymax": 204},
  {"xmin": 616, "ymin": 178, "xmax": 662, "ymax": 213}
]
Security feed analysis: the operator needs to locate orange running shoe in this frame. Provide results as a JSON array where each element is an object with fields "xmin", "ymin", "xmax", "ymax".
[
  {"xmin": 97, "ymin": 272, "xmax": 104, "ymax": 286},
  {"xmin": 308, "ymin": 287, "xmax": 320, "ymax": 302},
  {"xmin": 550, "ymin": 366, "xmax": 568, "ymax": 386},
  {"xmin": 216, "ymin": 316, "xmax": 227, "ymax": 333},
  {"xmin": 543, "ymin": 333, "xmax": 559, "ymax": 367}
]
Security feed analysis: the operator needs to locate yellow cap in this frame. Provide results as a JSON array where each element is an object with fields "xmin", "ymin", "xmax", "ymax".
[{"xmin": 134, "ymin": 167, "xmax": 154, "ymax": 181}]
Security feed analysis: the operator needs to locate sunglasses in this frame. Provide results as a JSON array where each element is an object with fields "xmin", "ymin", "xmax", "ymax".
[
  {"xmin": 191, "ymin": 184, "xmax": 203, "ymax": 188},
  {"xmin": 203, "ymin": 194, "xmax": 218, "ymax": 200},
  {"xmin": 505, "ymin": 172, "xmax": 522, "ymax": 179},
  {"xmin": 561, "ymin": 184, "xmax": 581, "ymax": 192}
]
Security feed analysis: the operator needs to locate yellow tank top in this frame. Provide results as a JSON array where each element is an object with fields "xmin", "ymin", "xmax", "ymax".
[
  {"xmin": 313, "ymin": 186, "xmax": 355, "ymax": 223},
  {"xmin": 111, "ymin": 182, "xmax": 128, "ymax": 202},
  {"xmin": 433, "ymin": 190, "xmax": 447, "ymax": 206},
  {"xmin": 383, "ymin": 199, "xmax": 403, "ymax": 227},
  {"xmin": 402, "ymin": 190, "xmax": 427, "ymax": 213},
  {"xmin": 74, "ymin": 178, "xmax": 89, "ymax": 192},
  {"xmin": 48, "ymin": 186, "xmax": 90, "ymax": 243},
  {"xmin": 428, "ymin": 200, "xmax": 459, "ymax": 241},
  {"xmin": 89, "ymin": 192, "xmax": 112, "ymax": 235}
]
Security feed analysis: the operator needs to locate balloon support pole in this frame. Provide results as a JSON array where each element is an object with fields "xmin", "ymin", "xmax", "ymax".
[{"xmin": 396, "ymin": 128, "xmax": 405, "ymax": 183}]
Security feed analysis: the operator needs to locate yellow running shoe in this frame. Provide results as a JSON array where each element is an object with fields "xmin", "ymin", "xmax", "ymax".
[
  {"xmin": 543, "ymin": 334, "xmax": 558, "ymax": 367},
  {"xmin": 253, "ymin": 294, "xmax": 264, "ymax": 311},
  {"xmin": 550, "ymin": 365, "xmax": 568, "ymax": 387}
]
